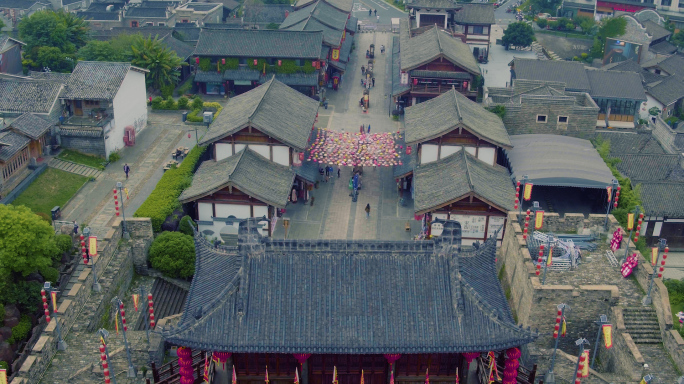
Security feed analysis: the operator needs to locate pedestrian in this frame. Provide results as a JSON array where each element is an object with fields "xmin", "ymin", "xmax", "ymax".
[
  {"xmin": 372, "ymin": 77, "xmax": 375, "ymax": 87},
  {"xmin": 123, "ymin": 163, "xmax": 130, "ymax": 179},
  {"xmin": 361, "ymin": 77, "xmax": 364, "ymax": 86},
  {"xmin": 374, "ymin": 9, "xmax": 377, "ymax": 16},
  {"xmin": 73, "ymin": 221, "xmax": 79, "ymax": 235},
  {"xmin": 381, "ymin": 45, "xmax": 385, "ymax": 54},
  {"xmin": 360, "ymin": 125, "xmax": 364, "ymax": 133},
  {"xmin": 310, "ymin": 195, "xmax": 315, "ymax": 207},
  {"xmin": 368, "ymin": 8, "xmax": 371, "ymax": 16},
  {"xmin": 376, "ymin": 15, "xmax": 380, "ymax": 22},
  {"xmin": 337, "ymin": 168, "xmax": 341, "ymax": 178},
  {"xmin": 361, "ymin": 65, "xmax": 365, "ymax": 74},
  {"xmin": 367, "ymin": 124, "xmax": 371, "ymax": 133},
  {"xmin": 365, "ymin": 203, "xmax": 371, "ymax": 219}
]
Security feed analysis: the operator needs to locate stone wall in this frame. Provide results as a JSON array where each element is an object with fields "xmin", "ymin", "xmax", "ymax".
[
  {"xmin": 9, "ymin": 218, "xmax": 153, "ymax": 384},
  {"xmin": 58, "ymin": 127, "xmax": 106, "ymax": 158},
  {"xmin": 499, "ymin": 211, "xmax": 642, "ymax": 380},
  {"xmin": 510, "ymin": 211, "xmax": 618, "ymax": 234},
  {"xmin": 502, "ymin": 95, "xmax": 599, "ymax": 139},
  {"xmin": 651, "ymin": 115, "xmax": 678, "ymax": 154}
]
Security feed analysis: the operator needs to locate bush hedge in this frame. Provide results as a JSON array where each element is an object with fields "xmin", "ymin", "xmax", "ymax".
[
  {"xmin": 186, "ymin": 102, "xmax": 223, "ymax": 123},
  {"xmin": 7, "ymin": 315, "xmax": 31, "ymax": 345},
  {"xmin": 134, "ymin": 145, "xmax": 206, "ymax": 232},
  {"xmin": 40, "ymin": 266, "xmax": 59, "ymax": 283},
  {"xmin": 55, "ymin": 234, "xmax": 73, "ymax": 254},
  {"xmin": 148, "ymin": 231, "xmax": 196, "ymax": 278},
  {"xmin": 36, "ymin": 212, "xmax": 52, "ymax": 224},
  {"xmin": 178, "ymin": 215, "xmax": 197, "ymax": 236},
  {"xmin": 6, "ymin": 281, "xmax": 42, "ymax": 313}
]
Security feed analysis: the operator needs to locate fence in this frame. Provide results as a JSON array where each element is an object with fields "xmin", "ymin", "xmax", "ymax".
[{"xmin": 357, "ymin": 23, "xmax": 394, "ymax": 33}]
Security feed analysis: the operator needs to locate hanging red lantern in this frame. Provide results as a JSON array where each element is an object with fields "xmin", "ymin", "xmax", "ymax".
[
  {"xmin": 195, "ymin": 57, "xmax": 200, "ymax": 64},
  {"xmin": 222, "ymin": 58, "xmax": 226, "ymax": 65},
  {"xmin": 278, "ymin": 60, "xmax": 282, "ymax": 66},
  {"xmin": 406, "ymin": 146, "xmax": 412, "ymax": 155},
  {"xmin": 253, "ymin": 59, "xmax": 258, "ymax": 66},
  {"xmin": 299, "ymin": 152, "xmax": 305, "ymax": 161}
]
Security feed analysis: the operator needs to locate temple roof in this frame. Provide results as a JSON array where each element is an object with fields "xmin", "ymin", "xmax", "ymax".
[{"xmin": 163, "ymin": 219, "xmax": 537, "ymax": 353}]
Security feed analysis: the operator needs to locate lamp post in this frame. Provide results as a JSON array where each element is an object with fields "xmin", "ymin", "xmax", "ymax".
[
  {"xmin": 590, "ymin": 314, "xmax": 609, "ymax": 369},
  {"xmin": 98, "ymin": 328, "xmax": 117, "ymax": 384},
  {"xmin": 545, "ymin": 303, "xmax": 568, "ymax": 384},
  {"xmin": 116, "ymin": 182, "xmax": 130, "ymax": 239},
  {"xmin": 572, "ymin": 338, "xmax": 590, "ymax": 384},
  {"xmin": 112, "ymin": 297, "xmax": 137, "ymax": 378},
  {"xmin": 542, "ymin": 231, "xmax": 553, "ymax": 285},
  {"xmin": 140, "ymin": 285, "xmax": 150, "ymax": 343},
  {"xmin": 604, "ymin": 179, "xmax": 619, "ymax": 230},
  {"xmin": 623, "ymin": 206, "xmax": 642, "ymax": 264},
  {"xmin": 643, "ymin": 239, "xmax": 667, "ymax": 306},
  {"xmin": 84, "ymin": 227, "xmax": 101, "ymax": 292},
  {"xmin": 43, "ymin": 282, "xmax": 67, "ymax": 351},
  {"xmin": 516, "ymin": 174, "xmax": 529, "ymax": 225}
]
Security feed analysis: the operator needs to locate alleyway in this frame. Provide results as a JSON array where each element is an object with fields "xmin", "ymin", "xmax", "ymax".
[{"xmin": 272, "ymin": 32, "xmax": 423, "ymax": 241}]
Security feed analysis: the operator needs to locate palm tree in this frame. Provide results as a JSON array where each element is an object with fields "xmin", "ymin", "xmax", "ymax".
[
  {"xmin": 130, "ymin": 35, "xmax": 186, "ymax": 90},
  {"xmin": 55, "ymin": 10, "xmax": 89, "ymax": 50}
]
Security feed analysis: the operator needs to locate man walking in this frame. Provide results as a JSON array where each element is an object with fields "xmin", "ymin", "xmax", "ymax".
[
  {"xmin": 374, "ymin": 9, "xmax": 377, "ymax": 16},
  {"xmin": 123, "ymin": 163, "xmax": 130, "ymax": 179},
  {"xmin": 365, "ymin": 203, "xmax": 371, "ymax": 219},
  {"xmin": 372, "ymin": 77, "xmax": 375, "ymax": 87},
  {"xmin": 368, "ymin": 8, "xmax": 371, "ymax": 16},
  {"xmin": 367, "ymin": 124, "xmax": 371, "ymax": 133}
]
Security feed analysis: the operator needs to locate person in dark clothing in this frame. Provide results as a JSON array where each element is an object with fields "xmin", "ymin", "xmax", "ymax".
[
  {"xmin": 374, "ymin": 9, "xmax": 377, "ymax": 16},
  {"xmin": 368, "ymin": 9, "xmax": 371, "ymax": 16},
  {"xmin": 372, "ymin": 77, "xmax": 375, "ymax": 87},
  {"xmin": 73, "ymin": 221, "xmax": 79, "ymax": 235},
  {"xmin": 337, "ymin": 168, "xmax": 341, "ymax": 178},
  {"xmin": 123, "ymin": 163, "xmax": 130, "ymax": 179},
  {"xmin": 365, "ymin": 203, "xmax": 371, "ymax": 218}
]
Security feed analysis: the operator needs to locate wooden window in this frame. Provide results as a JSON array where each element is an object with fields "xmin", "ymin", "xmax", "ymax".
[
  {"xmin": 131, "ymin": 20, "xmax": 139, "ymax": 27},
  {"xmin": 536, "ymin": 114, "xmax": 547, "ymax": 123},
  {"xmin": 558, "ymin": 116, "xmax": 568, "ymax": 123}
]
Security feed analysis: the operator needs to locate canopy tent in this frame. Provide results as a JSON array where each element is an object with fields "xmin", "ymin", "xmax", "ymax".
[
  {"xmin": 505, "ymin": 134, "xmax": 613, "ymax": 188},
  {"xmin": 306, "ymin": 128, "xmax": 404, "ymax": 167}
]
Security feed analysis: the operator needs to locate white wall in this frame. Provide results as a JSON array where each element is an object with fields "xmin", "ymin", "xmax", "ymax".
[
  {"xmin": 249, "ymin": 144, "xmax": 270, "ymax": 159},
  {"xmin": 216, "ymin": 143, "xmax": 232, "ymax": 161},
  {"xmin": 198, "ymin": 202, "xmax": 213, "ymax": 221},
  {"xmin": 441, "ymin": 145, "xmax": 462, "ymax": 158},
  {"xmin": 416, "ymin": 11, "xmax": 447, "ymax": 28},
  {"xmin": 216, "ymin": 203, "xmax": 250, "ymax": 218},
  {"xmin": 640, "ymin": 94, "xmax": 663, "ymax": 120},
  {"xmin": 272, "ymin": 146, "xmax": 289, "ymax": 166},
  {"xmin": 110, "ymin": 69, "xmax": 147, "ymax": 158},
  {"xmin": 421, "ymin": 144, "xmax": 439, "ymax": 163},
  {"xmin": 465, "ymin": 146, "xmax": 476, "ymax": 156},
  {"xmin": 478, "ymin": 147, "xmax": 496, "ymax": 165}
]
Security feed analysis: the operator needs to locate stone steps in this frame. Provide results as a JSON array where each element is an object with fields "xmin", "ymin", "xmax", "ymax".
[
  {"xmin": 622, "ymin": 307, "xmax": 662, "ymax": 344},
  {"xmin": 48, "ymin": 158, "xmax": 103, "ymax": 179}
]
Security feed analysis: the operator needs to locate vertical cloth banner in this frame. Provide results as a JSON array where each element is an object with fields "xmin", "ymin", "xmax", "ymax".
[
  {"xmin": 265, "ymin": 366, "xmax": 269, "ymax": 384},
  {"xmin": 333, "ymin": 367, "xmax": 338, "ymax": 384},
  {"xmin": 561, "ymin": 317, "xmax": 567, "ymax": 337},
  {"xmin": 132, "ymin": 294, "xmax": 140, "ymax": 311},
  {"xmin": 581, "ymin": 350, "xmax": 590, "ymax": 377},
  {"xmin": 607, "ymin": 186, "xmax": 613, "ymax": 201},
  {"xmin": 232, "ymin": 365, "xmax": 238, "ymax": 384},
  {"xmin": 627, "ymin": 213, "xmax": 635, "ymax": 230},
  {"xmin": 0, "ymin": 368, "xmax": 7, "ymax": 384},
  {"xmin": 425, "ymin": 368, "xmax": 429, "ymax": 384},
  {"xmin": 603, "ymin": 324, "xmax": 613, "ymax": 348},
  {"xmin": 51, "ymin": 290, "xmax": 58, "ymax": 313},
  {"xmin": 295, "ymin": 368, "xmax": 300, "ymax": 384},
  {"xmin": 534, "ymin": 211, "xmax": 544, "ymax": 230},
  {"xmin": 547, "ymin": 246, "xmax": 554, "ymax": 266},
  {"xmin": 523, "ymin": 183, "xmax": 533, "ymax": 201},
  {"xmin": 360, "ymin": 370, "xmax": 365, "ymax": 384},
  {"xmin": 89, "ymin": 236, "xmax": 98, "ymax": 256},
  {"xmin": 651, "ymin": 247, "xmax": 659, "ymax": 266},
  {"xmin": 115, "ymin": 311, "xmax": 119, "ymax": 335}
]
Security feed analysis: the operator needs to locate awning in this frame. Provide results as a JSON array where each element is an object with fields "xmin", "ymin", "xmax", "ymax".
[{"xmin": 505, "ymin": 134, "xmax": 614, "ymax": 188}]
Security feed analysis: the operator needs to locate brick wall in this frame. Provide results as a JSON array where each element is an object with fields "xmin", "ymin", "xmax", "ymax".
[
  {"xmin": 502, "ymin": 95, "xmax": 598, "ymax": 138},
  {"xmin": 10, "ymin": 218, "xmax": 153, "ymax": 384}
]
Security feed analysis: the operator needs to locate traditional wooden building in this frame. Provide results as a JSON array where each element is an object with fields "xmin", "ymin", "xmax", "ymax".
[
  {"xmin": 179, "ymin": 148, "xmax": 294, "ymax": 239},
  {"xmin": 393, "ymin": 19, "xmax": 481, "ymax": 107},
  {"xmin": 0, "ymin": 113, "xmax": 53, "ymax": 193},
  {"xmin": 161, "ymin": 218, "xmax": 538, "ymax": 384},
  {"xmin": 192, "ymin": 29, "xmax": 324, "ymax": 96}
]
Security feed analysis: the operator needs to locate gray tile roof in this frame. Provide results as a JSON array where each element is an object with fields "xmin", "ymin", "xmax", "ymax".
[
  {"xmin": 614, "ymin": 153, "xmax": 680, "ymax": 181},
  {"xmin": 163, "ymin": 219, "xmax": 537, "ymax": 353},
  {"xmin": 585, "ymin": 70, "xmax": 646, "ymax": 101},
  {"xmin": 195, "ymin": 70, "xmax": 224, "ymax": 83},
  {"xmin": 200, "ymin": 77, "xmax": 319, "ymax": 151},
  {"xmin": 642, "ymin": 20, "xmax": 671, "ymax": 41},
  {"xmin": 405, "ymin": 0, "xmax": 461, "ymax": 10},
  {"xmin": 0, "ymin": 0, "xmax": 47, "ymax": 9},
  {"xmin": 404, "ymin": 88, "xmax": 511, "ymax": 148},
  {"xmin": 178, "ymin": 148, "xmax": 295, "ymax": 207},
  {"xmin": 162, "ymin": 34, "xmax": 195, "ymax": 60},
  {"xmin": 8, "ymin": 113, "xmax": 52, "ymax": 140},
  {"xmin": 223, "ymin": 68, "xmax": 261, "ymax": 81},
  {"xmin": 452, "ymin": 3, "xmax": 495, "ymax": 25},
  {"xmin": 410, "ymin": 69, "xmax": 472, "ymax": 79},
  {"xmin": 598, "ymin": 131, "xmax": 665, "ymax": 155},
  {"xmin": 193, "ymin": 29, "xmax": 323, "ymax": 59},
  {"xmin": 400, "ymin": 21, "xmax": 480, "ymax": 75},
  {"xmin": 280, "ymin": 4, "xmax": 345, "ymax": 48},
  {"xmin": 511, "ymin": 58, "xmax": 591, "ymax": 92},
  {"xmin": 61, "ymin": 62, "xmax": 139, "ymax": 101},
  {"xmin": 646, "ymin": 75, "xmax": 684, "ymax": 106},
  {"xmin": 243, "ymin": 4, "xmax": 291, "ymax": 23},
  {"xmin": 650, "ymin": 40, "xmax": 678, "ymax": 55},
  {"xmin": 639, "ymin": 182, "xmax": 684, "ymax": 217},
  {"xmin": 258, "ymin": 72, "xmax": 319, "ymax": 87},
  {"xmin": 28, "ymin": 71, "xmax": 71, "ymax": 83},
  {"xmin": 506, "ymin": 134, "xmax": 614, "ymax": 188},
  {"xmin": 79, "ymin": 10, "xmax": 121, "ymax": 20},
  {"xmin": 0, "ymin": 131, "xmax": 30, "ymax": 162},
  {"xmin": 391, "ymin": 36, "xmax": 410, "ymax": 97},
  {"xmin": 294, "ymin": 159, "xmax": 320, "ymax": 183},
  {"xmin": 0, "ymin": 79, "xmax": 63, "ymax": 114},
  {"xmin": 394, "ymin": 138, "xmax": 417, "ymax": 178},
  {"xmin": 125, "ymin": 6, "xmax": 169, "ymax": 17},
  {"xmin": 643, "ymin": 54, "xmax": 684, "ymax": 76},
  {"xmin": 414, "ymin": 150, "xmax": 514, "ymax": 213}
]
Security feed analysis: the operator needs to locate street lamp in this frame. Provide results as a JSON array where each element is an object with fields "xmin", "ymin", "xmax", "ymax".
[
  {"xmin": 572, "ymin": 338, "xmax": 590, "ymax": 384},
  {"xmin": 43, "ymin": 282, "xmax": 67, "ymax": 351},
  {"xmin": 111, "ymin": 297, "xmax": 137, "ymax": 378},
  {"xmin": 623, "ymin": 206, "xmax": 642, "ymax": 264},
  {"xmin": 84, "ymin": 227, "xmax": 101, "ymax": 292},
  {"xmin": 116, "ymin": 182, "xmax": 130, "ymax": 239},
  {"xmin": 545, "ymin": 303, "xmax": 569, "ymax": 384},
  {"xmin": 590, "ymin": 314, "xmax": 610, "ymax": 369},
  {"xmin": 542, "ymin": 231, "xmax": 553, "ymax": 285},
  {"xmin": 604, "ymin": 179, "xmax": 619, "ymax": 230},
  {"xmin": 643, "ymin": 238, "xmax": 667, "ymax": 306},
  {"xmin": 98, "ymin": 329, "xmax": 117, "ymax": 384}
]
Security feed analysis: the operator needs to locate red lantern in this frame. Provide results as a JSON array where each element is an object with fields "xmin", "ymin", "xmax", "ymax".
[
  {"xmin": 222, "ymin": 58, "xmax": 226, "ymax": 65},
  {"xmin": 195, "ymin": 57, "xmax": 200, "ymax": 64},
  {"xmin": 299, "ymin": 152, "xmax": 305, "ymax": 161},
  {"xmin": 278, "ymin": 60, "xmax": 282, "ymax": 66},
  {"xmin": 253, "ymin": 59, "xmax": 258, "ymax": 66},
  {"xmin": 463, "ymin": 81, "xmax": 468, "ymax": 90}
]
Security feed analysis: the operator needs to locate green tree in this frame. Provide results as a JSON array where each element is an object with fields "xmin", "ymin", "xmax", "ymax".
[
  {"xmin": 78, "ymin": 40, "xmax": 125, "ymax": 61},
  {"xmin": 574, "ymin": 15, "xmax": 595, "ymax": 34},
  {"xmin": 672, "ymin": 30, "xmax": 684, "ymax": 49},
  {"xmin": 0, "ymin": 205, "xmax": 58, "ymax": 277},
  {"xmin": 502, "ymin": 22, "xmax": 535, "ymax": 48},
  {"xmin": 590, "ymin": 17, "xmax": 627, "ymax": 58},
  {"xmin": 36, "ymin": 46, "xmax": 73, "ymax": 72},
  {"xmin": 130, "ymin": 35, "xmax": 186, "ymax": 90},
  {"xmin": 148, "ymin": 231, "xmax": 196, "ymax": 278},
  {"xmin": 56, "ymin": 10, "xmax": 89, "ymax": 50},
  {"xmin": 0, "ymin": 19, "xmax": 6, "ymax": 31}
]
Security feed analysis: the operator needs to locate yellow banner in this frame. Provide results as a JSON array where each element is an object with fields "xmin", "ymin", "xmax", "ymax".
[
  {"xmin": 115, "ymin": 311, "xmax": 119, "ymax": 335},
  {"xmin": 534, "ymin": 211, "xmax": 544, "ymax": 230},
  {"xmin": 652, "ymin": 247, "xmax": 659, "ymax": 266},
  {"xmin": 332, "ymin": 49, "xmax": 340, "ymax": 61},
  {"xmin": 627, "ymin": 213, "xmax": 634, "ymax": 230},
  {"xmin": 360, "ymin": 370, "xmax": 364, "ymax": 384},
  {"xmin": 607, "ymin": 186, "xmax": 612, "ymax": 201},
  {"xmin": 547, "ymin": 246, "xmax": 554, "ymax": 265},
  {"xmin": 581, "ymin": 350, "xmax": 589, "ymax": 377},
  {"xmin": 603, "ymin": 324, "xmax": 613, "ymax": 348},
  {"xmin": 89, "ymin": 236, "xmax": 97, "ymax": 256},
  {"xmin": 0, "ymin": 368, "xmax": 7, "ymax": 384},
  {"xmin": 51, "ymin": 291, "xmax": 58, "ymax": 313},
  {"xmin": 561, "ymin": 317, "xmax": 567, "ymax": 337},
  {"xmin": 132, "ymin": 294, "xmax": 140, "ymax": 312},
  {"xmin": 523, "ymin": 183, "xmax": 533, "ymax": 201}
]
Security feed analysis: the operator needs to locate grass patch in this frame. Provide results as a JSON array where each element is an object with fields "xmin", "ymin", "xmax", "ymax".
[
  {"xmin": 11, "ymin": 168, "xmax": 89, "ymax": 216},
  {"xmin": 498, "ymin": 264, "xmax": 507, "ymax": 282},
  {"xmin": 57, "ymin": 149, "xmax": 106, "ymax": 170}
]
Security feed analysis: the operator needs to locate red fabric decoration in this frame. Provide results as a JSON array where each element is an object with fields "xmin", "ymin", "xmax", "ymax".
[
  {"xmin": 222, "ymin": 58, "xmax": 226, "ymax": 65},
  {"xmin": 294, "ymin": 354, "xmax": 312, "ymax": 366},
  {"xmin": 215, "ymin": 351, "xmax": 232, "ymax": 363},
  {"xmin": 177, "ymin": 347, "xmax": 192, "ymax": 359},
  {"xmin": 463, "ymin": 352, "xmax": 479, "ymax": 364},
  {"xmin": 195, "ymin": 57, "xmax": 200, "ymax": 64},
  {"xmin": 384, "ymin": 354, "xmax": 401, "ymax": 365},
  {"xmin": 179, "ymin": 366, "xmax": 194, "ymax": 376}
]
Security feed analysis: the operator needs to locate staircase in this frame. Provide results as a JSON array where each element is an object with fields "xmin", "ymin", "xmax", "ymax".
[
  {"xmin": 48, "ymin": 157, "xmax": 103, "ymax": 178},
  {"xmin": 622, "ymin": 307, "xmax": 663, "ymax": 344}
]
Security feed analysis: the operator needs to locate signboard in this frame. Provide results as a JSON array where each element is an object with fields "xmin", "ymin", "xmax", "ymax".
[
  {"xmin": 332, "ymin": 49, "xmax": 340, "ymax": 61},
  {"xmin": 486, "ymin": 216, "xmax": 506, "ymax": 240},
  {"xmin": 88, "ymin": 236, "xmax": 98, "ymax": 256},
  {"xmin": 451, "ymin": 214, "xmax": 486, "ymax": 239},
  {"xmin": 603, "ymin": 38, "xmax": 642, "ymax": 65},
  {"xmin": 400, "ymin": 72, "xmax": 409, "ymax": 85}
]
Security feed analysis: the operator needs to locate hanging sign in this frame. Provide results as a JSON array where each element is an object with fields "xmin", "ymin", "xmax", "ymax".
[
  {"xmin": 132, "ymin": 294, "xmax": 140, "ymax": 311},
  {"xmin": 561, "ymin": 316, "xmax": 567, "ymax": 336},
  {"xmin": 0, "ymin": 369, "xmax": 6, "ymax": 384},
  {"xmin": 651, "ymin": 247, "xmax": 658, "ymax": 266},
  {"xmin": 51, "ymin": 290, "xmax": 58, "ymax": 312},
  {"xmin": 332, "ymin": 49, "xmax": 340, "ymax": 61},
  {"xmin": 603, "ymin": 324, "xmax": 613, "ymax": 348},
  {"xmin": 523, "ymin": 183, "xmax": 533, "ymax": 201},
  {"xmin": 400, "ymin": 72, "xmax": 408, "ymax": 85},
  {"xmin": 89, "ymin": 236, "xmax": 98, "ymax": 256},
  {"xmin": 534, "ymin": 210, "xmax": 544, "ymax": 230},
  {"xmin": 547, "ymin": 246, "xmax": 554, "ymax": 265},
  {"xmin": 607, "ymin": 186, "xmax": 613, "ymax": 201},
  {"xmin": 627, "ymin": 213, "xmax": 635, "ymax": 230}
]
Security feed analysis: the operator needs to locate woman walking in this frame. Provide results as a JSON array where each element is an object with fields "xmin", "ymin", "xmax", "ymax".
[{"xmin": 365, "ymin": 203, "xmax": 371, "ymax": 219}]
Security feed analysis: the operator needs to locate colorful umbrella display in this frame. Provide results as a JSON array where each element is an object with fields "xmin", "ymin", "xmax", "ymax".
[{"xmin": 306, "ymin": 128, "xmax": 404, "ymax": 167}]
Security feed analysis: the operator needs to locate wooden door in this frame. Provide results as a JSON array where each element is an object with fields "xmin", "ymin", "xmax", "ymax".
[{"xmin": 74, "ymin": 100, "xmax": 83, "ymax": 116}]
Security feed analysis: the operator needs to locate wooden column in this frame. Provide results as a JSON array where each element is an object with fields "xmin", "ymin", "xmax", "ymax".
[{"xmin": 302, "ymin": 359, "xmax": 310, "ymax": 384}]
